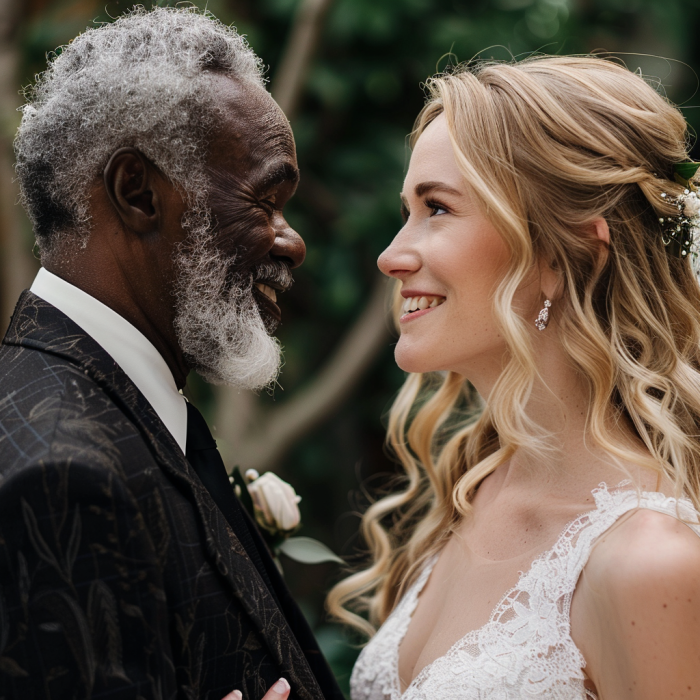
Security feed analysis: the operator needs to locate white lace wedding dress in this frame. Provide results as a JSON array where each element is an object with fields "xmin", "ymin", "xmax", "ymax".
[{"xmin": 351, "ymin": 484, "xmax": 700, "ymax": 700}]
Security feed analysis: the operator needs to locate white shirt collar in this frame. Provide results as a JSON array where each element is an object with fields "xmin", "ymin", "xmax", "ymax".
[{"xmin": 30, "ymin": 267, "xmax": 187, "ymax": 454}]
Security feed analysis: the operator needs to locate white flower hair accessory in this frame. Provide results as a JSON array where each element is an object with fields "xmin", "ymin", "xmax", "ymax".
[{"xmin": 659, "ymin": 162, "xmax": 700, "ymax": 277}]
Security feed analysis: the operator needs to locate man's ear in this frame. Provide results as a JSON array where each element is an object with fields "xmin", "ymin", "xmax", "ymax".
[{"xmin": 103, "ymin": 147, "xmax": 161, "ymax": 234}]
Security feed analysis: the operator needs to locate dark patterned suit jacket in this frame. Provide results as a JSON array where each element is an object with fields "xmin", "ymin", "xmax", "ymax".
[{"xmin": 0, "ymin": 292, "xmax": 343, "ymax": 700}]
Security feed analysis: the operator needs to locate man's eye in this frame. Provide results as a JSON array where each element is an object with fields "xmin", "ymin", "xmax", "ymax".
[{"xmin": 260, "ymin": 198, "xmax": 276, "ymax": 212}]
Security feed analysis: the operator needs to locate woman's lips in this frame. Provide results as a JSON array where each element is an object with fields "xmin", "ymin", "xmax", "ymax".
[
  {"xmin": 400, "ymin": 306, "xmax": 440, "ymax": 323},
  {"xmin": 400, "ymin": 293, "xmax": 446, "ymax": 323},
  {"xmin": 400, "ymin": 302, "xmax": 445, "ymax": 323}
]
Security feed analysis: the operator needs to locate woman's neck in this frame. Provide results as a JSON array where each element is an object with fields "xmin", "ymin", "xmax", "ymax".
[{"xmin": 469, "ymin": 329, "xmax": 656, "ymax": 497}]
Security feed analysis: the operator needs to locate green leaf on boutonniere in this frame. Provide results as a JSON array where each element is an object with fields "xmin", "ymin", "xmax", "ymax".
[{"xmin": 277, "ymin": 537, "xmax": 343, "ymax": 565}]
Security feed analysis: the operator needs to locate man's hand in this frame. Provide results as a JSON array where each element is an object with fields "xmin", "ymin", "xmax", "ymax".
[{"xmin": 223, "ymin": 678, "xmax": 291, "ymax": 700}]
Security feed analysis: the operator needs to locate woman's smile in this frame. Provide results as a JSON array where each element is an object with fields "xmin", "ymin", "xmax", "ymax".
[
  {"xmin": 400, "ymin": 292, "xmax": 446, "ymax": 322},
  {"xmin": 378, "ymin": 114, "xmax": 514, "ymax": 382}
]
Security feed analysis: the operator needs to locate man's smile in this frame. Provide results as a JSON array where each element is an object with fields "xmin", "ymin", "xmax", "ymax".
[
  {"xmin": 248, "ymin": 260, "xmax": 294, "ymax": 327},
  {"xmin": 254, "ymin": 282, "xmax": 278, "ymax": 303},
  {"xmin": 253, "ymin": 282, "xmax": 282, "ymax": 323}
]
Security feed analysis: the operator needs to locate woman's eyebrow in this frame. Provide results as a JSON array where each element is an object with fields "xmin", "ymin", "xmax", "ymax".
[
  {"xmin": 414, "ymin": 181, "xmax": 462, "ymax": 197},
  {"xmin": 399, "ymin": 181, "xmax": 463, "ymax": 203}
]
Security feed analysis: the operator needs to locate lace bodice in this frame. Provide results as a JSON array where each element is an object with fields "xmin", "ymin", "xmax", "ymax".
[{"xmin": 351, "ymin": 484, "xmax": 700, "ymax": 700}]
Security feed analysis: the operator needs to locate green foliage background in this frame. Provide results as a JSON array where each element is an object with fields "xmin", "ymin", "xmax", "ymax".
[{"xmin": 15, "ymin": 0, "xmax": 700, "ymax": 693}]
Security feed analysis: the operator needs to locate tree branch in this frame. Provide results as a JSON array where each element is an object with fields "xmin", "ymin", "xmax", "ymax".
[
  {"xmin": 217, "ymin": 274, "xmax": 391, "ymax": 472},
  {"xmin": 214, "ymin": 0, "xmax": 393, "ymax": 473},
  {"xmin": 0, "ymin": 0, "xmax": 36, "ymax": 333},
  {"xmin": 270, "ymin": 0, "xmax": 334, "ymax": 121}
]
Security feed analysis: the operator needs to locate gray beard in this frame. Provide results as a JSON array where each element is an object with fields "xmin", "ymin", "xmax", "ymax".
[{"xmin": 173, "ymin": 216, "xmax": 284, "ymax": 390}]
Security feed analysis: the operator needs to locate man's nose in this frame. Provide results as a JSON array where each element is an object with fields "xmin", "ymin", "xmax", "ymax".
[{"xmin": 271, "ymin": 216, "xmax": 305, "ymax": 269}]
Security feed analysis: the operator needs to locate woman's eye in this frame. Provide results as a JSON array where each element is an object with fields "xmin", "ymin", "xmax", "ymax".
[{"xmin": 427, "ymin": 201, "xmax": 448, "ymax": 217}]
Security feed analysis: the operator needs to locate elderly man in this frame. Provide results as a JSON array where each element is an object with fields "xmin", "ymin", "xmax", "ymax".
[{"xmin": 0, "ymin": 7, "xmax": 342, "ymax": 700}]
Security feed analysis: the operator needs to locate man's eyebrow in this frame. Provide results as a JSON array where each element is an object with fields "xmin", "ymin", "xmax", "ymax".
[{"xmin": 257, "ymin": 162, "xmax": 300, "ymax": 191}]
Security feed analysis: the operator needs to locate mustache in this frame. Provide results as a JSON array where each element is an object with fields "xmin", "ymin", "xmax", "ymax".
[
  {"xmin": 251, "ymin": 260, "xmax": 294, "ymax": 292},
  {"xmin": 176, "ymin": 207, "xmax": 294, "ymax": 295}
]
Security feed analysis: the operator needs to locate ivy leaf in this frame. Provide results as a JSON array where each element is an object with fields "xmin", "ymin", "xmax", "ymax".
[
  {"xmin": 34, "ymin": 591, "xmax": 95, "ymax": 694},
  {"xmin": 277, "ymin": 537, "xmax": 343, "ymax": 565},
  {"xmin": 87, "ymin": 580, "xmax": 129, "ymax": 682},
  {"xmin": 66, "ymin": 507, "xmax": 82, "ymax": 576},
  {"xmin": 21, "ymin": 498, "xmax": 62, "ymax": 576},
  {"xmin": 0, "ymin": 656, "xmax": 28, "ymax": 677},
  {"xmin": 674, "ymin": 161, "xmax": 700, "ymax": 186},
  {"xmin": 0, "ymin": 589, "xmax": 9, "ymax": 653},
  {"xmin": 17, "ymin": 552, "xmax": 30, "ymax": 610}
]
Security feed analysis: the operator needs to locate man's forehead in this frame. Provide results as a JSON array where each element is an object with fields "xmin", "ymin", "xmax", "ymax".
[{"xmin": 208, "ymin": 75, "xmax": 295, "ymax": 168}]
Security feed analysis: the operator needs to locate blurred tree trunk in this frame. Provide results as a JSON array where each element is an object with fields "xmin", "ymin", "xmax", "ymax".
[
  {"xmin": 216, "ymin": 274, "xmax": 391, "ymax": 472},
  {"xmin": 271, "ymin": 0, "xmax": 333, "ymax": 122},
  {"xmin": 214, "ymin": 0, "xmax": 391, "ymax": 472},
  {"xmin": 0, "ymin": 0, "xmax": 36, "ymax": 333}
]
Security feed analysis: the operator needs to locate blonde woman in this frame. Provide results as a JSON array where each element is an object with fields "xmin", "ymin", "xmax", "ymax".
[{"xmin": 329, "ymin": 56, "xmax": 700, "ymax": 699}]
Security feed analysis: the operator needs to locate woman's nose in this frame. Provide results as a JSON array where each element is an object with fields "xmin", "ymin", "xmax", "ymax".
[{"xmin": 377, "ymin": 231, "xmax": 420, "ymax": 279}]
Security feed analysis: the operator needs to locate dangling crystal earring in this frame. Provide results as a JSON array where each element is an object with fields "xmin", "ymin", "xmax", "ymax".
[{"xmin": 535, "ymin": 299, "xmax": 552, "ymax": 331}]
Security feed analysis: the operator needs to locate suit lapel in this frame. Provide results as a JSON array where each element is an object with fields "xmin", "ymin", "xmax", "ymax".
[{"xmin": 3, "ymin": 291, "xmax": 324, "ymax": 700}]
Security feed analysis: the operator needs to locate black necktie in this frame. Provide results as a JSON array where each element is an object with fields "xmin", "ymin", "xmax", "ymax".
[
  {"xmin": 184, "ymin": 401, "xmax": 276, "ymax": 595},
  {"xmin": 185, "ymin": 404, "xmax": 345, "ymax": 699}
]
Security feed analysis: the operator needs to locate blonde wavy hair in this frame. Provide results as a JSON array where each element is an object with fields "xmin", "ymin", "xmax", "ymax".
[{"xmin": 327, "ymin": 55, "xmax": 700, "ymax": 637}]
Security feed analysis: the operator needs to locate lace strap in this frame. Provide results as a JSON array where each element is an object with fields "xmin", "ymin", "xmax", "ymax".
[{"xmin": 559, "ymin": 484, "xmax": 700, "ymax": 593}]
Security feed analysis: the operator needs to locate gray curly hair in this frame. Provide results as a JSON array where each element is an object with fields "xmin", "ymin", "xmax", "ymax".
[{"xmin": 14, "ymin": 5, "xmax": 264, "ymax": 252}]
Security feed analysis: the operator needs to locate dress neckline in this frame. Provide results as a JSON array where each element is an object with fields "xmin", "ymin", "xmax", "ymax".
[{"xmin": 393, "ymin": 482, "xmax": 695, "ymax": 699}]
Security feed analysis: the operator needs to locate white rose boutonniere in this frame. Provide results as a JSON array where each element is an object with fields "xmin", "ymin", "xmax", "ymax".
[
  {"xmin": 247, "ymin": 470, "xmax": 302, "ymax": 535},
  {"xmin": 230, "ymin": 468, "xmax": 342, "ymax": 571}
]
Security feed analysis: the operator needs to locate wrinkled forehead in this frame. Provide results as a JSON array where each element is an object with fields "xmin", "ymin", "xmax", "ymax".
[{"xmin": 206, "ymin": 75, "xmax": 296, "ymax": 173}]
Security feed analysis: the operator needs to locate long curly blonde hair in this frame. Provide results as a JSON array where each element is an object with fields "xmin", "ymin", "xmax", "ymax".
[{"xmin": 327, "ymin": 55, "xmax": 700, "ymax": 637}]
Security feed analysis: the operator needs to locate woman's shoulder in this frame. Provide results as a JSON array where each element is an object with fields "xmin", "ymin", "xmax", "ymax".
[
  {"xmin": 572, "ymin": 491, "xmax": 700, "ymax": 616},
  {"xmin": 586, "ymin": 504, "xmax": 700, "ymax": 591},
  {"xmin": 572, "ymin": 503, "xmax": 700, "ymax": 695}
]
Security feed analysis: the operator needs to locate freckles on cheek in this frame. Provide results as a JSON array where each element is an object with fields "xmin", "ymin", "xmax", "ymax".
[{"xmin": 442, "ymin": 233, "xmax": 509, "ymax": 306}]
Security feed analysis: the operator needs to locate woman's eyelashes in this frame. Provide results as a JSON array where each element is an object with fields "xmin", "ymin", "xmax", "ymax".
[
  {"xmin": 400, "ymin": 198, "xmax": 450, "ymax": 223},
  {"xmin": 425, "ymin": 199, "xmax": 449, "ymax": 217}
]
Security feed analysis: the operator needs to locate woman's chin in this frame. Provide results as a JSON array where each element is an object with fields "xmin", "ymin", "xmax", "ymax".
[{"xmin": 394, "ymin": 344, "xmax": 442, "ymax": 375}]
